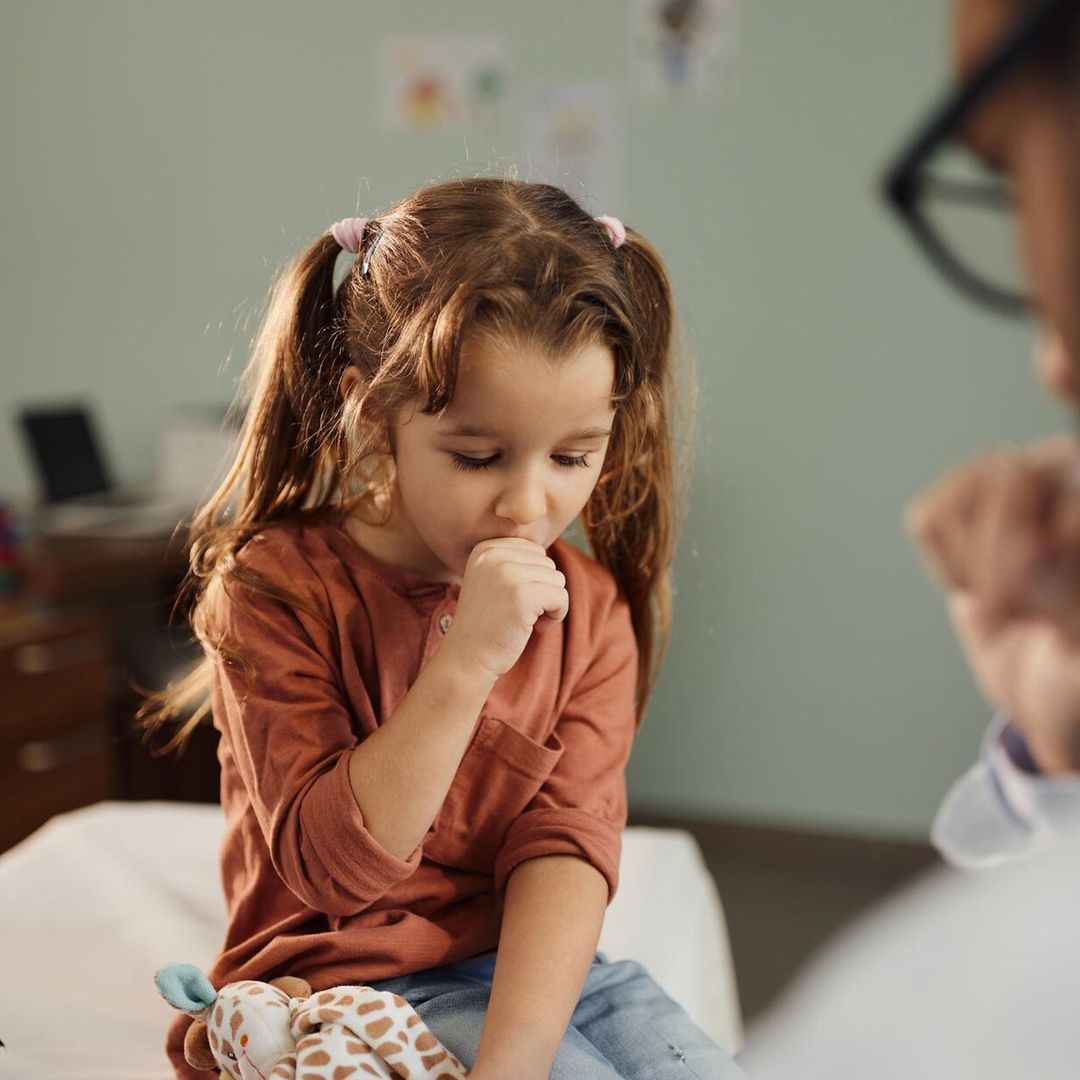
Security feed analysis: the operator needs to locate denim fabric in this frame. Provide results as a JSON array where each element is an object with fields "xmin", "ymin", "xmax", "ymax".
[{"xmin": 367, "ymin": 949, "xmax": 746, "ymax": 1078}]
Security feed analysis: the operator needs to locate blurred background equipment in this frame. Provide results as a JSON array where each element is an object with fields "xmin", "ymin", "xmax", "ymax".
[
  {"xmin": 17, "ymin": 403, "xmax": 230, "ymax": 538},
  {"xmin": 0, "ymin": 403, "xmax": 239, "ymax": 854}
]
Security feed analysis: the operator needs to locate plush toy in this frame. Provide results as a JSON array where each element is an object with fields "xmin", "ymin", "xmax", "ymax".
[{"xmin": 155, "ymin": 962, "xmax": 469, "ymax": 1080}]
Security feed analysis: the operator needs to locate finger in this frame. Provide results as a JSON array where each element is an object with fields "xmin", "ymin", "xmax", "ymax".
[
  {"xmin": 1030, "ymin": 469, "xmax": 1080, "ymax": 635},
  {"xmin": 973, "ymin": 455, "xmax": 1055, "ymax": 617},
  {"xmin": 532, "ymin": 583, "xmax": 570, "ymax": 626},
  {"xmin": 906, "ymin": 458, "xmax": 990, "ymax": 590},
  {"xmin": 501, "ymin": 560, "xmax": 566, "ymax": 587},
  {"xmin": 482, "ymin": 536, "xmax": 548, "ymax": 551}
]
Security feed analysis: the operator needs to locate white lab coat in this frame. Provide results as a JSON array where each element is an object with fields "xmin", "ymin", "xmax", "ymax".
[{"xmin": 742, "ymin": 718, "xmax": 1080, "ymax": 1080}]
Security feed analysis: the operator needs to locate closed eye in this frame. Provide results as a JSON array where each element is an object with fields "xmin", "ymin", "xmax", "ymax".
[{"xmin": 451, "ymin": 453, "xmax": 591, "ymax": 472}]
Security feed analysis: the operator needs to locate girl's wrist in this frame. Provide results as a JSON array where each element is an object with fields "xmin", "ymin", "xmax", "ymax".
[{"xmin": 433, "ymin": 634, "xmax": 500, "ymax": 690}]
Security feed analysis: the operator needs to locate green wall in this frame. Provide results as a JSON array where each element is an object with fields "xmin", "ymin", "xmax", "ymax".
[{"xmin": 2, "ymin": 1, "xmax": 1065, "ymax": 836}]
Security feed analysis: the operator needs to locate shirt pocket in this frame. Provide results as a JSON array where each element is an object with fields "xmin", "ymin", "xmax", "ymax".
[{"xmin": 423, "ymin": 713, "xmax": 565, "ymax": 874}]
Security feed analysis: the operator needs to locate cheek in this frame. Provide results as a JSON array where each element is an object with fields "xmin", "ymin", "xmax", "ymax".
[
  {"xmin": 1013, "ymin": 106, "xmax": 1080, "ymax": 360},
  {"xmin": 556, "ymin": 468, "xmax": 603, "ymax": 520}
]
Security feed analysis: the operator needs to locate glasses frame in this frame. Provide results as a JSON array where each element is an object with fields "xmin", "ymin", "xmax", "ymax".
[{"xmin": 882, "ymin": 0, "xmax": 1072, "ymax": 316}]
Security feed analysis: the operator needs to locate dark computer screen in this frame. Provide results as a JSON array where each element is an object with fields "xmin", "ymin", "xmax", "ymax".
[{"xmin": 18, "ymin": 406, "xmax": 112, "ymax": 503}]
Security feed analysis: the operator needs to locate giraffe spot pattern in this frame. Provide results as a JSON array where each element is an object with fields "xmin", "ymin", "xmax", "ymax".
[
  {"xmin": 213, "ymin": 977, "xmax": 468, "ymax": 1078},
  {"xmin": 271, "ymin": 1054, "xmax": 297, "ymax": 1079},
  {"xmin": 365, "ymin": 1016, "xmax": 392, "ymax": 1040}
]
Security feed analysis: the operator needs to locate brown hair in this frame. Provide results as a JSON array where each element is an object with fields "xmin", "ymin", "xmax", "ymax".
[{"xmin": 139, "ymin": 177, "xmax": 694, "ymax": 752}]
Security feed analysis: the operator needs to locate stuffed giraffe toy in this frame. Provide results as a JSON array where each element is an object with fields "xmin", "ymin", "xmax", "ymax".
[{"xmin": 156, "ymin": 962, "xmax": 469, "ymax": 1079}]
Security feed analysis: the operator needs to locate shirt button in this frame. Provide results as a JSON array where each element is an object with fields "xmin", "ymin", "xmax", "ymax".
[{"xmin": 438, "ymin": 613, "xmax": 453, "ymax": 634}]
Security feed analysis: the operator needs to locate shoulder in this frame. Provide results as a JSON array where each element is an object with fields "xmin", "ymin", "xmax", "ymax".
[
  {"xmin": 549, "ymin": 537, "xmax": 629, "ymax": 629},
  {"xmin": 229, "ymin": 518, "xmax": 345, "ymax": 611},
  {"xmin": 235, "ymin": 518, "xmax": 337, "ymax": 578}
]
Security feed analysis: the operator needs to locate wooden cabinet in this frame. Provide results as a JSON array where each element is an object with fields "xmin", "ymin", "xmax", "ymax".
[
  {"xmin": 0, "ymin": 530, "xmax": 222, "ymax": 854},
  {"xmin": 0, "ymin": 606, "xmax": 114, "ymax": 852}
]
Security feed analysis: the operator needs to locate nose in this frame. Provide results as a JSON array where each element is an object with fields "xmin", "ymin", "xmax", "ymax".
[{"xmin": 493, "ymin": 468, "xmax": 547, "ymax": 527}]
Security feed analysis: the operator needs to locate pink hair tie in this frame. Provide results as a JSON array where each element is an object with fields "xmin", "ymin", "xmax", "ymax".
[
  {"xmin": 330, "ymin": 216, "xmax": 369, "ymax": 254},
  {"xmin": 594, "ymin": 215, "xmax": 626, "ymax": 248}
]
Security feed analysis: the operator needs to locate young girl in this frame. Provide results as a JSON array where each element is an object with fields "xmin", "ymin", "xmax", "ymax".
[{"xmin": 144, "ymin": 177, "xmax": 743, "ymax": 1079}]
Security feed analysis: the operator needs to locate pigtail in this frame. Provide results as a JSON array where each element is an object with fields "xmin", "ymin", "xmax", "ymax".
[
  {"xmin": 136, "ymin": 231, "xmax": 354, "ymax": 752},
  {"xmin": 583, "ymin": 227, "xmax": 691, "ymax": 729}
]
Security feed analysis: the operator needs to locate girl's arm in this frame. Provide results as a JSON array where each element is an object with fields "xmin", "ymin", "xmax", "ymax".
[
  {"xmin": 471, "ymin": 854, "xmax": 608, "ymax": 1079},
  {"xmin": 347, "ymin": 641, "xmax": 497, "ymax": 860}
]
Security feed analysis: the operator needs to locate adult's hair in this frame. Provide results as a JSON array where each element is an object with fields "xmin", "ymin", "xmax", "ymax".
[{"xmin": 139, "ymin": 177, "xmax": 692, "ymax": 751}]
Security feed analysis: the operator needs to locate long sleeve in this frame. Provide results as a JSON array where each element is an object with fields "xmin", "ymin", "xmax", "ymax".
[
  {"xmin": 492, "ymin": 581, "xmax": 638, "ymax": 907},
  {"xmin": 212, "ymin": 549, "xmax": 423, "ymax": 916},
  {"xmin": 931, "ymin": 712, "xmax": 1080, "ymax": 869}
]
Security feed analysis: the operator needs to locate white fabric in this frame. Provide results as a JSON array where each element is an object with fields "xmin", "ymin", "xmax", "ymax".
[
  {"xmin": 933, "ymin": 712, "xmax": 1080, "ymax": 869},
  {"xmin": 743, "ymin": 838, "xmax": 1080, "ymax": 1080},
  {"xmin": 0, "ymin": 801, "xmax": 742, "ymax": 1078}
]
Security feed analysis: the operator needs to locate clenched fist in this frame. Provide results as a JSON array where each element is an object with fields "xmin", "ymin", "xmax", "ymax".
[
  {"xmin": 440, "ymin": 537, "xmax": 569, "ymax": 682},
  {"xmin": 907, "ymin": 436, "xmax": 1080, "ymax": 773}
]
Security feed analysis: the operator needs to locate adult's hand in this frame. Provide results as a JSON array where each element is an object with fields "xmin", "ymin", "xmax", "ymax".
[{"xmin": 907, "ymin": 436, "xmax": 1080, "ymax": 772}]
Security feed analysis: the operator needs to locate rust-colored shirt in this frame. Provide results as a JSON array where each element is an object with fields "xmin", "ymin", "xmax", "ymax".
[{"xmin": 165, "ymin": 518, "xmax": 638, "ymax": 1076}]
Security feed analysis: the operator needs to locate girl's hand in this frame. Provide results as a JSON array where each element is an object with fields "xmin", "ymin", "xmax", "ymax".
[
  {"xmin": 907, "ymin": 436, "xmax": 1080, "ymax": 772},
  {"xmin": 441, "ymin": 537, "xmax": 569, "ymax": 682}
]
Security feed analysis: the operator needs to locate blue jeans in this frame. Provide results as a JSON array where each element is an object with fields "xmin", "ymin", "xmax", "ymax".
[{"xmin": 367, "ymin": 949, "xmax": 746, "ymax": 1078}]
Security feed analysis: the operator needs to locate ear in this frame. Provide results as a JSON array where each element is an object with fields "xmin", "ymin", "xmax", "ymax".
[
  {"xmin": 270, "ymin": 975, "xmax": 312, "ymax": 999},
  {"xmin": 340, "ymin": 364, "xmax": 361, "ymax": 402},
  {"xmin": 1036, "ymin": 329, "xmax": 1080, "ymax": 407},
  {"xmin": 183, "ymin": 1020, "xmax": 217, "ymax": 1071},
  {"xmin": 155, "ymin": 963, "xmax": 217, "ymax": 1019}
]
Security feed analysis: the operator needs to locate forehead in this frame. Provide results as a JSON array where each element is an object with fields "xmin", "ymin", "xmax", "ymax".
[{"xmin": 434, "ymin": 335, "xmax": 616, "ymax": 434}]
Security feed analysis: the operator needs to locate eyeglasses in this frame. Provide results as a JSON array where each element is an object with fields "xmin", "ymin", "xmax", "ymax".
[{"xmin": 882, "ymin": 0, "xmax": 1074, "ymax": 316}]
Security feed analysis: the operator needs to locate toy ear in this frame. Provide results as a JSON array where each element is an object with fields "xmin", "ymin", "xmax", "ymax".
[
  {"xmin": 155, "ymin": 963, "xmax": 218, "ymax": 1018},
  {"xmin": 183, "ymin": 1020, "xmax": 217, "ymax": 1070},
  {"xmin": 269, "ymin": 975, "xmax": 312, "ymax": 998}
]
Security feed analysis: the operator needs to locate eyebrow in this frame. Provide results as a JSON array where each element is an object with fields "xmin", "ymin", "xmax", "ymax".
[{"xmin": 442, "ymin": 423, "xmax": 613, "ymax": 441}]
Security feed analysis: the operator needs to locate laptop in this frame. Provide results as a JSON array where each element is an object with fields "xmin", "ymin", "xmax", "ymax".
[{"xmin": 18, "ymin": 405, "xmax": 200, "ymax": 538}]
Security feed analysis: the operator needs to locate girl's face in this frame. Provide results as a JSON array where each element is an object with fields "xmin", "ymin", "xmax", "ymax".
[{"xmin": 380, "ymin": 333, "xmax": 616, "ymax": 584}]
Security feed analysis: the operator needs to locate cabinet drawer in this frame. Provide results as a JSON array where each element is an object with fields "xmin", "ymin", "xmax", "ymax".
[
  {"xmin": 0, "ymin": 622, "xmax": 111, "ymax": 743},
  {"xmin": 0, "ymin": 717, "xmax": 113, "ymax": 853}
]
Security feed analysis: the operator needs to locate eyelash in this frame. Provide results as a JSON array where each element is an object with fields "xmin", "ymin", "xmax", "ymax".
[{"xmin": 451, "ymin": 453, "xmax": 592, "ymax": 472}]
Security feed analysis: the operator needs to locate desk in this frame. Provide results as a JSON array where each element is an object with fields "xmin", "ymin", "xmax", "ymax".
[{"xmin": 0, "ymin": 531, "xmax": 221, "ymax": 853}]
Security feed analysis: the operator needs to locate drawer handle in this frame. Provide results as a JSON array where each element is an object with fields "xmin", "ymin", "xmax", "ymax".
[
  {"xmin": 12, "ymin": 634, "xmax": 106, "ymax": 675},
  {"xmin": 17, "ymin": 723, "xmax": 110, "ymax": 773}
]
